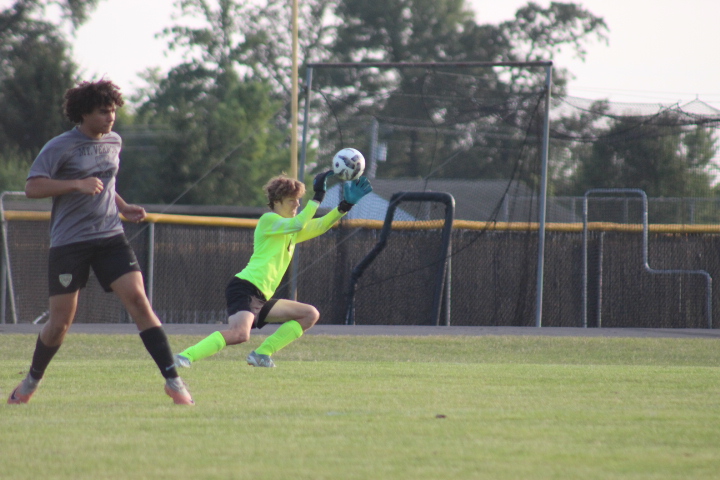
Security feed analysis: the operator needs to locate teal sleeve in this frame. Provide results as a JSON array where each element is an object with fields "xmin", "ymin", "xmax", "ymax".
[{"xmin": 295, "ymin": 207, "xmax": 346, "ymax": 243}]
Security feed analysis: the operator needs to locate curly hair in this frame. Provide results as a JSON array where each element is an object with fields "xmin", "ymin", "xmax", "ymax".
[
  {"xmin": 264, "ymin": 174, "xmax": 306, "ymax": 210},
  {"xmin": 63, "ymin": 80, "xmax": 125, "ymax": 124}
]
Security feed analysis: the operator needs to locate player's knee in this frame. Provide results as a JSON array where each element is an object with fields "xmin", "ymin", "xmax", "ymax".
[
  {"xmin": 44, "ymin": 318, "xmax": 72, "ymax": 341},
  {"xmin": 124, "ymin": 290, "xmax": 151, "ymax": 315},
  {"xmin": 300, "ymin": 306, "xmax": 320, "ymax": 329},
  {"xmin": 226, "ymin": 328, "xmax": 250, "ymax": 345}
]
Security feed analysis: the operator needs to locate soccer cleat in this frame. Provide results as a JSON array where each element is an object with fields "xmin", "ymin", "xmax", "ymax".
[
  {"xmin": 174, "ymin": 354, "xmax": 192, "ymax": 369},
  {"xmin": 164, "ymin": 378, "xmax": 195, "ymax": 405},
  {"xmin": 7, "ymin": 378, "xmax": 38, "ymax": 405},
  {"xmin": 247, "ymin": 350, "xmax": 276, "ymax": 368}
]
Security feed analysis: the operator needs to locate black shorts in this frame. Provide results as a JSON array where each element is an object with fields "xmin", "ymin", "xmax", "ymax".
[
  {"xmin": 48, "ymin": 234, "xmax": 141, "ymax": 296},
  {"xmin": 225, "ymin": 277, "xmax": 277, "ymax": 329}
]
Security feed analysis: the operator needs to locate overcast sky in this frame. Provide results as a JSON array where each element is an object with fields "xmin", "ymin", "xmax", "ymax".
[{"xmin": 6, "ymin": 0, "xmax": 719, "ymax": 108}]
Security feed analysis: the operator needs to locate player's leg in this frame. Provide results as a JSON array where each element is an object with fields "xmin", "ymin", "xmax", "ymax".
[
  {"xmin": 249, "ymin": 299, "xmax": 319, "ymax": 366},
  {"xmin": 175, "ymin": 310, "xmax": 255, "ymax": 367},
  {"xmin": 8, "ymin": 241, "xmax": 90, "ymax": 404},
  {"xmin": 264, "ymin": 299, "xmax": 320, "ymax": 332},
  {"xmin": 175, "ymin": 278, "xmax": 263, "ymax": 366},
  {"xmin": 96, "ymin": 235, "xmax": 193, "ymax": 405},
  {"xmin": 109, "ymin": 270, "xmax": 161, "ymax": 330},
  {"xmin": 109, "ymin": 271, "xmax": 193, "ymax": 405},
  {"xmin": 8, "ymin": 292, "xmax": 79, "ymax": 404},
  {"xmin": 224, "ymin": 310, "xmax": 256, "ymax": 345}
]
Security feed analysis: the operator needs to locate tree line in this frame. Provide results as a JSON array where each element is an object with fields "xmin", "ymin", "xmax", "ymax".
[{"xmin": 1, "ymin": 0, "xmax": 717, "ymax": 206}]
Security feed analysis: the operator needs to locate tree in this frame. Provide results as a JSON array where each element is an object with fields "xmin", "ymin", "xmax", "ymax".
[
  {"xmin": 549, "ymin": 99, "xmax": 611, "ymax": 195},
  {"xmin": 567, "ymin": 110, "xmax": 717, "ymax": 199},
  {"xmin": 124, "ymin": 1, "xmax": 290, "ymax": 206},
  {"xmin": 0, "ymin": 0, "xmax": 101, "ymax": 34},
  {"xmin": 0, "ymin": 22, "xmax": 75, "ymax": 155},
  {"xmin": 0, "ymin": 147, "xmax": 31, "ymax": 192},
  {"xmin": 303, "ymin": 1, "xmax": 607, "ymax": 180},
  {"xmin": 0, "ymin": 0, "xmax": 101, "ymax": 189}
]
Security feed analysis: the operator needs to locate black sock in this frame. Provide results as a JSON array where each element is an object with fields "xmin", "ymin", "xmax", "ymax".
[
  {"xmin": 29, "ymin": 335, "xmax": 61, "ymax": 381},
  {"xmin": 139, "ymin": 326, "xmax": 179, "ymax": 379}
]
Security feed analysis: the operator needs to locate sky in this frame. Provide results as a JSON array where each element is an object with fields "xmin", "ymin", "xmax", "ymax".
[{"xmin": 6, "ymin": 0, "xmax": 720, "ymax": 109}]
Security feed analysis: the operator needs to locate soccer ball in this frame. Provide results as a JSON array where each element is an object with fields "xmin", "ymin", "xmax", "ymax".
[{"xmin": 332, "ymin": 148, "xmax": 365, "ymax": 181}]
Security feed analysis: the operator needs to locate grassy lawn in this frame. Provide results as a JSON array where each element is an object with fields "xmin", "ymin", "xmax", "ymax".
[{"xmin": 1, "ymin": 333, "xmax": 719, "ymax": 479}]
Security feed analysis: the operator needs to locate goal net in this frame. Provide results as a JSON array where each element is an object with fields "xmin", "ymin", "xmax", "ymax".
[
  {"xmin": 297, "ymin": 62, "xmax": 552, "ymax": 326},
  {"xmin": 5, "ymin": 66, "xmax": 719, "ymax": 328}
]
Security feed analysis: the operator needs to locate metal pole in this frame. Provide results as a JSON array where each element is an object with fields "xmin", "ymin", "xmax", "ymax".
[
  {"xmin": 147, "ymin": 223, "xmax": 155, "ymax": 305},
  {"xmin": 582, "ymin": 195, "xmax": 588, "ymax": 328},
  {"xmin": 1, "ymin": 243, "xmax": 6, "ymax": 324},
  {"xmin": 444, "ymin": 246, "xmax": 452, "ymax": 326},
  {"xmin": 585, "ymin": 188, "xmax": 712, "ymax": 329},
  {"xmin": 298, "ymin": 66, "xmax": 314, "ymax": 184},
  {"xmin": 597, "ymin": 232, "xmax": 604, "ymax": 328},
  {"xmin": 290, "ymin": 0, "xmax": 299, "ymax": 179},
  {"xmin": 0, "ymin": 191, "xmax": 21, "ymax": 324},
  {"xmin": 368, "ymin": 117, "xmax": 379, "ymax": 179},
  {"xmin": 534, "ymin": 64, "xmax": 552, "ymax": 327},
  {"xmin": 308, "ymin": 61, "xmax": 554, "ymax": 69},
  {"xmin": 290, "ymin": 67, "xmax": 315, "ymax": 302}
]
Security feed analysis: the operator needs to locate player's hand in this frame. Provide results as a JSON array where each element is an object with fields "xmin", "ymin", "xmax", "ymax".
[
  {"xmin": 342, "ymin": 176, "xmax": 372, "ymax": 205},
  {"xmin": 312, "ymin": 169, "xmax": 334, "ymax": 202},
  {"xmin": 77, "ymin": 177, "xmax": 104, "ymax": 195},
  {"xmin": 313, "ymin": 169, "xmax": 334, "ymax": 193},
  {"xmin": 119, "ymin": 204, "xmax": 147, "ymax": 223}
]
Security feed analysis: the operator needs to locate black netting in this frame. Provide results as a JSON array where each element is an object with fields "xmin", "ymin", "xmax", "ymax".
[
  {"xmin": 3, "ymin": 66, "xmax": 719, "ymax": 329},
  {"xmin": 3, "ymin": 216, "xmax": 720, "ymax": 327},
  {"xmin": 584, "ymin": 232, "xmax": 713, "ymax": 328},
  {"xmin": 303, "ymin": 63, "xmax": 549, "ymax": 326}
]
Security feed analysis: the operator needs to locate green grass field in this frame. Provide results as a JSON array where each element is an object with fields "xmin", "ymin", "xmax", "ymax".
[{"xmin": 1, "ymin": 333, "xmax": 720, "ymax": 480}]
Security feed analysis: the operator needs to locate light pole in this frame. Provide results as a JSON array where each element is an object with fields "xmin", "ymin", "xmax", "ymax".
[{"xmin": 290, "ymin": 0, "xmax": 299, "ymax": 179}]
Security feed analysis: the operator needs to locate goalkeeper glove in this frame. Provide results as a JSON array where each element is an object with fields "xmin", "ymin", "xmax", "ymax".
[
  {"xmin": 339, "ymin": 176, "xmax": 372, "ymax": 213},
  {"xmin": 312, "ymin": 170, "xmax": 334, "ymax": 203}
]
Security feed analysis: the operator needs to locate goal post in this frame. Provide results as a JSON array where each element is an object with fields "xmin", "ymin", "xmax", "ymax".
[{"xmin": 298, "ymin": 61, "xmax": 553, "ymax": 327}]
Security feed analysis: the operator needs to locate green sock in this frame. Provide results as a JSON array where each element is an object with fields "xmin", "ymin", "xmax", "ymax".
[
  {"xmin": 255, "ymin": 320, "xmax": 303, "ymax": 356},
  {"xmin": 180, "ymin": 331, "xmax": 227, "ymax": 362}
]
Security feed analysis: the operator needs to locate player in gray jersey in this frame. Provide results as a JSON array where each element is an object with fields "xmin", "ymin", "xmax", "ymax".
[{"xmin": 7, "ymin": 80, "xmax": 194, "ymax": 406}]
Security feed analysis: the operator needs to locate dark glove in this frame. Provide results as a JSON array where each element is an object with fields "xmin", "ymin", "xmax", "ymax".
[
  {"xmin": 312, "ymin": 170, "xmax": 334, "ymax": 203},
  {"xmin": 339, "ymin": 176, "xmax": 372, "ymax": 213}
]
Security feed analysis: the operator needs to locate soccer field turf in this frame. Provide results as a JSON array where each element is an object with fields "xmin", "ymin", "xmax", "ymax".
[{"xmin": 1, "ymin": 333, "xmax": 720, "ymax": 480}]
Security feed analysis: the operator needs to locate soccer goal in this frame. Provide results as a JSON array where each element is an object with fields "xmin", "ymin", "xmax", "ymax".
[{"xmin": 297, "ymin": 61, "xmax": 553, "ymax": 326}]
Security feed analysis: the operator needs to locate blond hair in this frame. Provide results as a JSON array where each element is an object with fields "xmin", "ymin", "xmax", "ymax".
[{"xmin": 263, "ymin": 174, "xmax": 306, "ymax": 210}]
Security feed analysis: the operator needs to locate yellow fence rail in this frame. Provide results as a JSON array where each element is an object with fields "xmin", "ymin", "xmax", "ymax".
[{"xmin": 5, "ymin": 210, "xmax": 720, "ymax": 234}]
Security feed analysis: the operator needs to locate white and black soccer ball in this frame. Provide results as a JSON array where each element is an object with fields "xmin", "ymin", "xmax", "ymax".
[{"xmin": 332, "ymin": 148, "xmax": 366, "ymax": 181}]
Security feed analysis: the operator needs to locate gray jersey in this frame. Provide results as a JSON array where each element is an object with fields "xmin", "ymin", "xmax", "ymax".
[{"xmin": 28, "ymin": 126, "xmax": 124, "ymax": 247}]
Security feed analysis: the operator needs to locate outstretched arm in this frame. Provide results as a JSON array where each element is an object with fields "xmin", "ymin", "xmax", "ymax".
[
  {"xmin": 263, "ymin": 170, "xmax": 334, "ymax": 236},
  {"xmin": 295, "ymin": 208, "xmax": 345, "ymax": 243}
]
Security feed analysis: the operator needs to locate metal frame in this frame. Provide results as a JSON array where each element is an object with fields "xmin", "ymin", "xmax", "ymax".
[
  {"xmin": 344, "ymin": 191, "xmax": 455, "ymax": 326},
  {"xmin": 0, "ymin": 191, "xmax": 25, "ymax": 324},
  {"xmin": 582, "ymin": 188, "xmax": 713, "ymax": 328},
  {"xmin": 298, "ymin": 61, "xmax": 553, "ymax": 327}
]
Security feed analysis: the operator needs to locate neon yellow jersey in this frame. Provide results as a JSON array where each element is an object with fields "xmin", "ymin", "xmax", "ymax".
[{"xmin": 236, "ymin": 200, "xmax": 345, "ymax": 299}]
